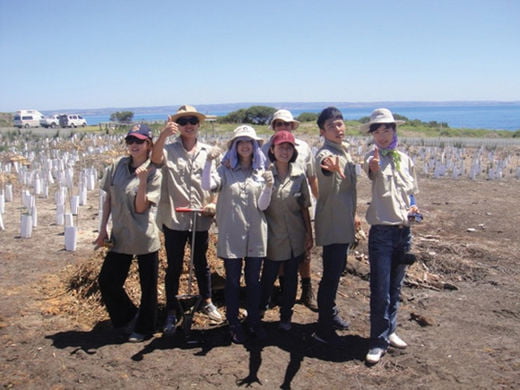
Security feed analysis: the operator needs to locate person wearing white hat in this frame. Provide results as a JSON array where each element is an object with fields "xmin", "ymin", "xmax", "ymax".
[
  {"xmin": 202, "ymin": 125, "xmax": 273, "ymax": 344},
  {"xmin": 151, "ymin": 105, "xmax": 222, "ymax": 336},
  {"xmin": 262, "ymin": 109, "xmax": 319, "ymax": 311},
  {"xmin": 362, "ymin": 108, "xmax": 420, "ymax": 364}
]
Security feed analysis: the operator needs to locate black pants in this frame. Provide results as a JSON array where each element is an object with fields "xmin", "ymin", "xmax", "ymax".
[
  {"xmin": 163, "ymin": 226, "xmax": 212, "ymax": 312},
  {"xmin": 98, "ymin": 251, "xmax": 158, "ymax": 334}
]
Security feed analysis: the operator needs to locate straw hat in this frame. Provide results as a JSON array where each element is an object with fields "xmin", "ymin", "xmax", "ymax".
[
  {"xmin": 361, "ymin": 108, "xmax": 405, "ymax": 133},
  {"xmin": 270, "ymin": 109, "xmax": 300, "ymax": 130},
  {"xmin": 170, "ymin": 104, "xmax": 206, "ymax": 123},
  {"xmin": 227, "ymin": 125, "xmax": 263, "ymax": 147}
]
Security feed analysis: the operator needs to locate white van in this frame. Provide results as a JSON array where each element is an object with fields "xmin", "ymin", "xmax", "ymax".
[
  {"xmin": 13, "ymin": 110, "xmax": 45, "ymax": 128},
  {"xmin": 58, "ymin": 114, "xmax": 87, "ymax": 128}
]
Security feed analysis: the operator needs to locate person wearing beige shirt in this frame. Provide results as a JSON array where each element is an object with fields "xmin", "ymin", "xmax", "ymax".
[
  {"xmin": 202, "ymin": 125, "xmax": 273, "ymax": 344},
  {"xmin": 262, "ymin": 109, "xmax": 319, "ymax": 311},
  {"xmin": 259, "ymin": 130, "xmax": 313, "ymax": 331},
  {"xmin": 95, "ymin": 124, "xmax": 161, "ymax": 343},
  {"xmin": 151, "ymin": 105, "xmax": 222, "ymax": 336},
  {"xmin": 312, "ymin": 107, "xmax": 359, "ymax": 346},
  {"xmin": 362, "ymin": 108, "xmax": 420, "ymax": 365}
]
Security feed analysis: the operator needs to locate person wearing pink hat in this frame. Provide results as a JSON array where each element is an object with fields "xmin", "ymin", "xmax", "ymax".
[
  {"xmin": 259, "ymin": 130, "xmax": 313, "ymax": 331},
  {"xmin": 263, "ymin": 109, "xmax": 319, "ymax": 311}
]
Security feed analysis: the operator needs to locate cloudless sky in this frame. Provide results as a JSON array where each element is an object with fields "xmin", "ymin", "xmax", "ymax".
[{"xmin": 1, "ymin": 0, "xmax": 519, "ymax": 112}]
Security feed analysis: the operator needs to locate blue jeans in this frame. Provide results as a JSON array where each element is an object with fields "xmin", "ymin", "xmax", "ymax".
[
  {"xmin": 223, "ymin": 257, "xmax": 263, "ymax": 327},
  {"xmin": 163, "ymin": 227, "xmax": 211, "ymax": 311},
  {"xmin": 368, "ymin": 225, "xmax": 410, "ymax": 349},
  {"xmin": 260, "ymin": 254, "xmax": 302, "ymax": 322},
  {"xmin": 98, "ymin": 251, "xmax": 158, "ymax": 334},
  {"xmin": 317, "ymin": 243, "xmax": 348, "ymax": 332}
]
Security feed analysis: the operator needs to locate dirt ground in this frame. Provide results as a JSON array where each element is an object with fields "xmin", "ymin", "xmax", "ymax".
[{"xmin": 1, "ymin": 150, "xmax": 520, "ymax": 389}]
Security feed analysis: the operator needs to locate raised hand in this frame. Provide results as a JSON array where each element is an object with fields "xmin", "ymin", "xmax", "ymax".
[
  {"xmin": 160, "ymin": 115, "xmax": 179, "ymax": 138},
  {"xmin": 368, "ymin": 146, "xmax": 380, "ymax": 173},
  {"xmin": 207, "ymin": 146, "xmax": 222, "ymax": 161},
  {"xmin": 262, "ymin": 170, "xmax": 274, "ymax": 187},
  {"xmin": 321, "ymin": 155, "xmax": 346, "ymax": 179}
]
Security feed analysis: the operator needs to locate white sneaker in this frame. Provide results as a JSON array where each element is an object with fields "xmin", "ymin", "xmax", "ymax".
[
  {"xmin": 366, "ymin": 347, "xmax": 385, "ymax": 364},
  {"xmin": 389, "ymin": 333, "xmax": 408, "ymax": 349},
  {"xmin": 202, "ymin": 302, "xmax": 223, "ymax": 322}
]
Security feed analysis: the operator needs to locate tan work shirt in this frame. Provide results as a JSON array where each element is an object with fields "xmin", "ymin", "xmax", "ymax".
[
  {"xmin": 264, "ymin": 164, "xmax": 311, "ymax": 261},
  {"xmin": 156, "ymin": 138, "xmax": 215, "ymax": 231},
  {"xmin": 212, "ymin": 165, "xmax": 267, "ymax": 259},
  {"xmin": 314, "ymin": 139, "xmax": 357, "ymax": 246},
  {"xmin": 101, "ymin": 157, "xmax": 162, "ymax": 255},
  {"xmin": 364, "ymin": 149, "xmax": 419, "ymax": 226}
]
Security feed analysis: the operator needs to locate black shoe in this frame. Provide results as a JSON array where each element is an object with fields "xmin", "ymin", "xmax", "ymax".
[
  {"xmin": 311, "ymin": 329, "xmax": 345, "ymax": 346},
  {"xmin": 230, "ymin": 325, "xmax": 246, "ymax": 344},
  {"xmin": 332, "ymin": 314, "xmax": 349, "ymax": 330}
]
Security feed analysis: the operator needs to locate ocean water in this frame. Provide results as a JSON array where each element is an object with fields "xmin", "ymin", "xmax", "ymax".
[{"xmin": 82, "ymin": 103, "xmax": 520, "ymax": 131}]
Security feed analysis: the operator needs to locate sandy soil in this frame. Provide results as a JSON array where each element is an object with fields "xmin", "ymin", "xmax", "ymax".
[{"xmin": 1, "ymin": 144, "xmax": 520, "ymax": 389}]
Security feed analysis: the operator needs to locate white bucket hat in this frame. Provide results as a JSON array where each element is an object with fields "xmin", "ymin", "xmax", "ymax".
[
  {"xmin": 270, "ymin": 109, "xmax": 300, "ymax": 130},
  {"xmin": 361, "ymin": 108, "xmax": 405, "ymax": 133},
  {"xmin": 227, "ymin": 125, "xmax": 263, "ymax": 147}
]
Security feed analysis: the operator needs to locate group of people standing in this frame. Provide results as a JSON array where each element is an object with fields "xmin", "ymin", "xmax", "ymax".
[{"xmin": 93, "ymin": 104, "xmax": 420, "ymax": 365}]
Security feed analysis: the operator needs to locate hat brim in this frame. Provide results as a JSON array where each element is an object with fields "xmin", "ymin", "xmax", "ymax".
[
  {"xmin": 227, "ymin": 136, "xmax": 264, "ymax": 148},
  {"xmin": 170, "ymin": 111, "xmax": 207, "ymax": 123},
  {"xmin": 360, "ymin": 120, "xmax": 405, "ymax": 134},
  {"xmin": 125, "ymin": 133, "xmax": 150, "ymax": 140},
  {"xmin": 270, "ymin": 120, "xmax": 300, "ymax": 130}
]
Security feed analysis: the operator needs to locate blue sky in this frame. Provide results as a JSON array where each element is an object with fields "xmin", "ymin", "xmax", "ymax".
[{"xmin": 1, "ymin": 0, "xmax": 519, "ymax": 112}]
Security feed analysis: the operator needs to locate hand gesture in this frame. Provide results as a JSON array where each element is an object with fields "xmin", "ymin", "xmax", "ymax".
[
  {"xmin": 207, "ymin": 146, "xmax": 222, "ymax": 161},
  {"xmin": 135, "ymin": 164, "xmax": 150, "ymax": 184},
  {"xmin": 368, "ymin": 147, "xmax": 380, "ymax": 173},
  {"xmin": 262, "ymin": 170, "xmax": 274, "ymax": 187},
  {"xmin": 202, "ymin": 202, "xmax": 216, "ymax": 217},
  {"xmin": 321, "ymin": 155, "xmax": 346, "ymax": 179},
  {"xmin": 93, "ymin": 229, "xmax": 108, "ymax": 250},
  {"xmin": 160, "ymin": 115, "xmax": 179, "ymax": 138}
]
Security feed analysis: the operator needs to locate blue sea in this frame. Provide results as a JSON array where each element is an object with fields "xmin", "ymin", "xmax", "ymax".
[{"xmin": 78, "ymin": 102, "xmax": 520, "ymax": 131}]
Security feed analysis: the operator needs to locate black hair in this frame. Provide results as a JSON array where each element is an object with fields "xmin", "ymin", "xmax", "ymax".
[
  {"xmin": 268, "ymin": 145, "xmax": 298, "ymax": 163},
  {"xmin": 317, "ymin": 106, "xmax": 344, "ymax": 130},
  {"xmin": 369, "ymin": 122, "xmax": 396, "ymax": 133}
]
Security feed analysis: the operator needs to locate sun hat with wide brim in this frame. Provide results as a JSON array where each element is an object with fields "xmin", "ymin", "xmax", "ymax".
[
  {"xmin": 360, "ymin": 108, "xmax": 405, "ymax": 133},
  {"xmin": 227, "ymin": 125, "xmax": 263, "ymax": 148},
  {"xmin": 170, "ymin": 104, "xmax": 207, "ymax": 123},
  {"xmin": 270, "ymin": 109, "xmax": 300, "ymax": 130}
]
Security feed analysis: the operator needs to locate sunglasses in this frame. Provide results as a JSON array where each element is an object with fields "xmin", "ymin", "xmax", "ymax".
[
  {"xmin": 274, "ymin": 121, "xmax": 292, "ymax": 127},
  {"xmin": 176, "ymin": 116, "xmax": 199, "ymax": 126},
  {"xmin": 125, "ymin": 137, "xmax": 147, "ymax": 145}
]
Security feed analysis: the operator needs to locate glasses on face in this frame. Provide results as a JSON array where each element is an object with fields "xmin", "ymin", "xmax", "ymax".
[
  {"xmin": 274, "ymin": 121, "xmax": 291, "ymax": 127},
  {"xmin": 176, "ymin": 116, "xmax": 199, "ymax": 126},
  {"xmin": 125, "ymin": 137, "xmax": 146, "ymax": 145}
]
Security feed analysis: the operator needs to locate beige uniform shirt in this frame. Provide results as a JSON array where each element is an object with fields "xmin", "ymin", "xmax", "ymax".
[
  {"xmin": 364, "ymin": 149, "xmax": 419, "ymax": 226},
  {"xmin": 156, "ymin": 138, "xmax": 215, "ymax": 231},
  {"xmin": 212, "ymin": 165, "xmax": 267, "ymax": 258},
  {"xmin": 264, "ymin": 164, "xmax": 311, "ymax": 261},
  {"xmin": 314, "ymin": 139, "xmax": 357, "ymax": 246},
  {"xmin": 262, "ymin": 137, "xmax": 316, "ymax": 178},
  {"xmin": 101, "ymin": 157, "xmax": 162, "ymax": 255}
]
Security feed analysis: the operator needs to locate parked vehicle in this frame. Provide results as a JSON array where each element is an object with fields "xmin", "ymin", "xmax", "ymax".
[
  {"xmin": 58, "ymin": 114, "xmax": 87, "ymax": 128},
  {"xmin": 13, "ymin": 110, "xmax": 45, "ymax": 128},
  {"xmin": 40, "ymin": 114, "xmax": 61, "ymax": 128}
]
